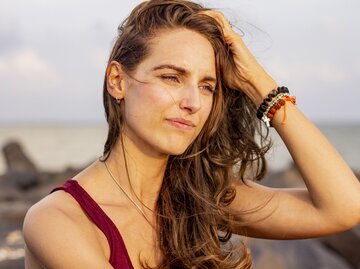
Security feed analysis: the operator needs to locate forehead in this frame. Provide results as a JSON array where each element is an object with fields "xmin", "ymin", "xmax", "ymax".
[{"xmin": 140, "ymin": 28, "xmax": 216, "ymax": 76}]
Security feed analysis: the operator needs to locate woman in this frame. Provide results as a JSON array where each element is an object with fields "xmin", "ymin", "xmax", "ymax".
[{"xmin": 23, "ymin": 1, "xmax": 360, "ymax": 268}]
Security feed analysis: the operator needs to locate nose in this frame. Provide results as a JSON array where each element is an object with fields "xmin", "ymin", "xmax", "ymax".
[{"xmin": 179, "ymin": 84, "xmax": 202, "ymax": 114}]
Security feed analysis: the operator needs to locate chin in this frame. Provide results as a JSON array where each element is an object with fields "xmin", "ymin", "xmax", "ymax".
[
  {"xmin": 166, "ymin": 142, "xmax": 198, "ymax": 157},
  {"xmin": 162, "ymin": 147, "xmax": 187, "ymax": 156},
  {"xmin": 157, "ymin": 142, "xmax": 191, "ymax": 156},
  {"xmin": 151, "ymin": 134, "xmax": 198, "ymax": 157}
]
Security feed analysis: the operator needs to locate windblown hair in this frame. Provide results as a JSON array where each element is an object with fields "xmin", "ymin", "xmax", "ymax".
[{"xmin": 102, "ymin": 0, "xmax": 270, "ymax": 268}]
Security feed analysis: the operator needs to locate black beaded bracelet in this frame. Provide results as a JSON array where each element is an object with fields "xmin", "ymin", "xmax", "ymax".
[{"xmin": 256, "ymin": 86, "xmax": 289, "ymax": 120}]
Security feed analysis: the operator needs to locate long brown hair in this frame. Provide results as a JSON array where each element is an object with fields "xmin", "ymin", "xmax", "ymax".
[{"xmin": 102, "ymin": 1, "xmax": 270, "ymax": 268}]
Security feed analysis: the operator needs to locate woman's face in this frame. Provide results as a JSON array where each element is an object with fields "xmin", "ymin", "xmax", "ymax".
[{"xmin": 121, "ymin": 28, "xmax": 216, "ymax": 157}]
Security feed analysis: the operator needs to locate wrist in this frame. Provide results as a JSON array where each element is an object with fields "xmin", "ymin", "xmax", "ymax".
[{"xmin": 251, "ymin": 77, "xmax": 278, "ymax": 107}]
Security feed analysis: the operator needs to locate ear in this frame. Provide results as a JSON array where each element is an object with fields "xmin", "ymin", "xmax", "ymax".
[{"xmin": 106, "ymin": 61, "xmax": 126, "ymax": 100}]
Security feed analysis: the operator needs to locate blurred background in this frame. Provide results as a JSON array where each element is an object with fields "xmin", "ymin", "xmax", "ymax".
[{"xmin": 0, "ymin": 0, "xmax": 359, "ymax": 268}]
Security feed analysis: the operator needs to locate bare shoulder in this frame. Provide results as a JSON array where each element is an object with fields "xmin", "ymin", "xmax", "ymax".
[{"xmin": 23, "ymin": 190, "xmax": 113, "ymax": 269}]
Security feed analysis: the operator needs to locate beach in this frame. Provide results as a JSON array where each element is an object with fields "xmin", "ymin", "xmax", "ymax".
[{"xmin": 0, "ymin": 123, "xmax": 359, "ymax": 268}]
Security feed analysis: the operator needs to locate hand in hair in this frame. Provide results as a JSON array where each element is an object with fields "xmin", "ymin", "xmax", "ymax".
[{"xmin": 202, "ymin": 10, "xmax": 278, "ymax": 106}]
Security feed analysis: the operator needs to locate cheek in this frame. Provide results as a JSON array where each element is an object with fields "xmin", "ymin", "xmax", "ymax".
[
  {"xmin": 124, "ymin": 83, "xmax": 176, "ymax": 120},
  {"xmin": 200, "ymin": 97, "xmax": 215, "ymax": 130},
  {"xmin": 200, "ymin": 98, "xmax": 214, "ymax": 124}
]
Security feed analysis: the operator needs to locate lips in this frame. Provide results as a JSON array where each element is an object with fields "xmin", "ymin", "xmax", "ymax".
[{"xmin": 166, "ymin": 118, "xmax": 196, "ymax": 131}]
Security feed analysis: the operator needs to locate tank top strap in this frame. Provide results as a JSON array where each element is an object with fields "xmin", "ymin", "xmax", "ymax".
[{"xmin": 51, "ymin": 179, "xmax": 134, "ymax": 269}]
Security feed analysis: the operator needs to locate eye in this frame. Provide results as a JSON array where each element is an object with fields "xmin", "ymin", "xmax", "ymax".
[
  {"xmin": 199, "ymin": 84, "xmax": 215, "ymax": 95},
  {"xmin": 160, "ymin": 75, "xmax": 180, "ymax": 83}
]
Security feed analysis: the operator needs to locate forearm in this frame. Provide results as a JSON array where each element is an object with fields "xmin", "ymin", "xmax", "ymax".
[{"xmin": 271, "ymin": 102, "xmax": 360, "ymax": 226}]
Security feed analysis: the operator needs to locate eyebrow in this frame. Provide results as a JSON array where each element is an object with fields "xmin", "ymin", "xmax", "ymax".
[{"xmin": 152, "ymin": 64, "xmax": 217, "ymax": 84}]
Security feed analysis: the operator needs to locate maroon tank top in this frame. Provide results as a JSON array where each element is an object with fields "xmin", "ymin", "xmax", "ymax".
[{"xmin": 51, "ymin": 179, "xmax": 134, "ymax": 269}]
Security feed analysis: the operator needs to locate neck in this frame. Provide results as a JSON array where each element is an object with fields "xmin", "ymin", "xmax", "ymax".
[{"xmin": 104, "ymin": 134, "xmax": 168, "ymax": 209}]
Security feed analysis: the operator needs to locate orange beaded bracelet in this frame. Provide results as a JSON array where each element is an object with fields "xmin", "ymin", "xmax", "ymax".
[
  {"xmin": 265, "ymin": 95, "xmax": 296, "ymax": 127},
  {"xmin": 257, "ymin": 86, "xmax": 297, "ymax": 127},
  {"xmin": 261, "ymin": 93, "xmax": 296, "ymax": 127}
]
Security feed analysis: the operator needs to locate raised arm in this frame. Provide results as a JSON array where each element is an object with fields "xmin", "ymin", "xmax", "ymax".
[
  {"xmin": 231, "ymin": 103, "xmax": 360, "ymax": 239},
  {"xmin": 203, "ymin": 11, "xmax": 360, "ymax": 239}
]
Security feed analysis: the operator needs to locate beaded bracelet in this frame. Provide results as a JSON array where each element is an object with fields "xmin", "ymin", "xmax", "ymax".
[
  {"xmin": 256, "ymin": 86, "xmax": 289, "ymax": 120},
  {"xmin": 265, "ymin": 95, "xmax": 296, "ymax": 127},
  {"xmin": 257, "ymin": 87, "xmax": 296, "ymax": 127}
]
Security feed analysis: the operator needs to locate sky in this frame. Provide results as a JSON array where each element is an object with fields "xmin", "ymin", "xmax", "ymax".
[{"xmin": 0, "ymin": 0, "xmax": 359, "ymax": 125}]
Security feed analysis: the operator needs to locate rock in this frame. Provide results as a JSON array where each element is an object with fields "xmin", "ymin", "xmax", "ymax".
[
  {"xmin": 262, "ymin": 163, "xmax": 305, "ymax": 188},
  {"xmin": 4, "ymin": 230, "xmax": 24, "ymax": 248},
  {"xmin": 1, "ymin": 170, "xmax": 39, "ymax": 190},
  {"xmin": 0, "ymin": 201, "xmax": 31, "ymax": 223},
  {"xmin": 1, "ymin": 141, "xmax": 39, "ymax": 190},
  {"xmin": 355, "ymin": 171, "xmax": 360, "ymax": 182},
  {"xmin": 2, "ymin": 141, "xmax": 37, "ymax": 173},
  {"xmin": 23, "ymin": 181, "xmax": 61, "ymax": 204},
  {"xmin": 0, "ymin": 187, "xmax": 23, "ymax": 202},
  {"xmin": 248, "ymin": 238, "xmax": 352, "ymax": 269},
  {"xmin": 0, "ymin": 258, "xmax": 23, "ymax": 269},
  {"xmin": 0, "ymin": 229, "xmax": 24, "ymax": 269},
  {"xmin": 0, "ymin": 141, "xmax": 85, "ymax": 191}
]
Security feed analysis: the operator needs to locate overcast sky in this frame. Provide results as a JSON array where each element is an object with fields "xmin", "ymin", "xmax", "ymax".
[{"xmin": 0, "ymin": 0, "xmax": 359, "ymax": 125}]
